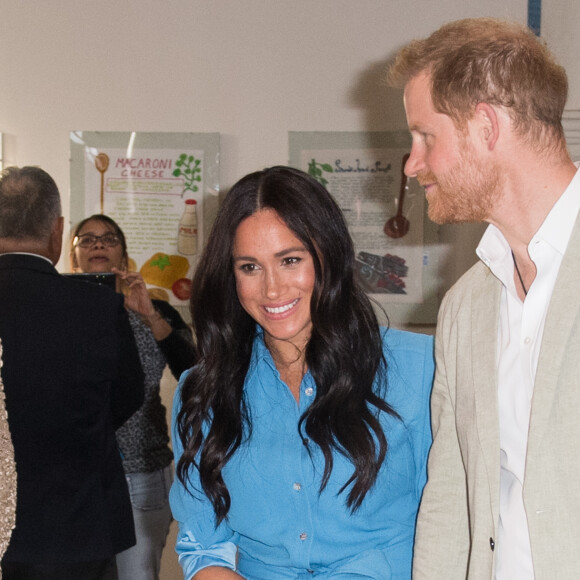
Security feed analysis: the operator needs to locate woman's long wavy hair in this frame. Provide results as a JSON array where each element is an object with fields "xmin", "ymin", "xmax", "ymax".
[{"xmin": 176, "ymin": 166, "xmax": 398, "ymax": 524}]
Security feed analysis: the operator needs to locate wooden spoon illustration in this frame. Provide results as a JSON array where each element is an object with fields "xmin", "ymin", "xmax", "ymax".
[
  {"xmin": 95, "ymin": 153, "xmax": 110, "ymax": 213},
  {"xmin": 384, "ymin": 153, "xmax": 411, "ymax": 238}
]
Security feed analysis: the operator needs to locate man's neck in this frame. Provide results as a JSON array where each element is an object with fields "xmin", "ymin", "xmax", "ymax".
[
  {"xmin": 487, "ymin": 153, "xmax": 577, "ymax": 251},
  {"xmin": 485, "ymin": 151, "xmax": 578, "ymax": 295},
  {"xmin": 0, "ymin": 240, "xmax": 54, "ymax": 264}
]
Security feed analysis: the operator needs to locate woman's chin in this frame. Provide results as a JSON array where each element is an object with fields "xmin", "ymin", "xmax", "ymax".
[{"xmin": 85, "ymin": 261, "xmax": 113, "ymax": 273}]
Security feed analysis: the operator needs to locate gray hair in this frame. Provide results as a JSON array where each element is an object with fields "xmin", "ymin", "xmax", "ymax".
[{"xmin": 0, "ymin": 166, "xmax": 62, "ymax": 240}]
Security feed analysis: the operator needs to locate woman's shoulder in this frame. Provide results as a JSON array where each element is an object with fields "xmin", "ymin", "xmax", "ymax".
[
  {"xmin": 379, "ymin": 327, "xmax": 434, "ymax": 411},
  {"xmin": 380, "ymin": 326, "xmax": 433, "ymax": 355}
]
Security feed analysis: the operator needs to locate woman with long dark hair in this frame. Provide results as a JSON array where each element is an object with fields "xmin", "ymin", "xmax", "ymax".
[{"xmin": 171, "ymin": 166, "xmax": 434, "ymax": 579}]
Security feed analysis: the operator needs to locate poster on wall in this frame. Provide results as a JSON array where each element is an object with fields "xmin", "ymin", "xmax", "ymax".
[
  {"xmin": 70, "ymin": 131, "xmax": 220, "ymax": 320},
  {"xmin": 289, "ymin": 131, "xmax": 441, "ymax": 325}
]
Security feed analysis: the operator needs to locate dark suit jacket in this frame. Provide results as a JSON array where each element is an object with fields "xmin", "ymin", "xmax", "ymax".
[{"xmin": 0, "ymin": 254, "xmax": 144, "ymax": 564}]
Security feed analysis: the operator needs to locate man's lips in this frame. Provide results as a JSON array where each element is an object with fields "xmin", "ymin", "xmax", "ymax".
[{"xmin": 417, "ymin": 172, "xmax": 437, "ymax": 190}]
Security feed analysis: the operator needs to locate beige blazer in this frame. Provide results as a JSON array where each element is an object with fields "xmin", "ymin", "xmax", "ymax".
[{"xmin": 413, "ymin": 218, "xmax": 580, "ymax": 580}]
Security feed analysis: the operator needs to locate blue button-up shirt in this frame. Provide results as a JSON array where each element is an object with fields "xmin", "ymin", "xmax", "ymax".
[{"xmin": 170, "ymin": 327, "xmax": 434, "ymax": 579}]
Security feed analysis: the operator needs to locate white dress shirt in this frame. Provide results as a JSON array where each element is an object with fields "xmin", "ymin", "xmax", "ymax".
[{"xmin": 476, "ymin": 166, "xmax": 580, "ymax": 579}]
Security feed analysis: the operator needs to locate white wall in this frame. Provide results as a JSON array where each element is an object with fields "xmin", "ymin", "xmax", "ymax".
[
  {"xmin": 1, "ymin": 0, "xmax": 526, "ymax": 221},
  {"xmin": 0, "ymin": 0, "xmax": 533, "ymax": 323},
  {"xmin": 542, "ymin": 0, "xmax": 580, "ymax": 110},
  {"xmin": 2, "ymin": 2, "xmax": 535, "ymax": 577}
]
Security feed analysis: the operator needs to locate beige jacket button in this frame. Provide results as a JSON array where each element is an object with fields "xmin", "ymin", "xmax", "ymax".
[{"xmin": 489, "ymin": 537, "xmax": 495, "ymax": 551}]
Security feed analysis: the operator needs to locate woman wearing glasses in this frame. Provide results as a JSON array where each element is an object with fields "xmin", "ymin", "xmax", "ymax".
[{"xmin": 70, "ymin": 214, "xmax": 195, "ymax": 580}]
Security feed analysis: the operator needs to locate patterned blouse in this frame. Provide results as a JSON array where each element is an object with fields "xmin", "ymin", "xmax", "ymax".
[{"xmin": 117, "ymin": 300, "xmax": 194, "ymax": 474}]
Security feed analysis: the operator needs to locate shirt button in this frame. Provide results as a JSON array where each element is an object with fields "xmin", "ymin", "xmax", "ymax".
[
  {"xmin": 300, "ymin": 532, "xmax": 308, "ymax": 541},
  {"xmin": 304, "ymin": 387, "xmax": 314, "ymax": 396},
  {"xmin": 524, "ymin": 336, "xmax": 531, "ymax": 344},
  {"xmin": 293, "ymin": 482, "xmax": 302, "ymax": 491},
  {"xmin": 302, "ymin": 438, "xmax": 309, "ymax": 446}
]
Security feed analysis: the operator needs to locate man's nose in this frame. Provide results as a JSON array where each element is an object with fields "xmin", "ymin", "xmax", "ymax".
[{"xmin": 404, "ymin": 146, "xmax": 425, "ymax": 178}]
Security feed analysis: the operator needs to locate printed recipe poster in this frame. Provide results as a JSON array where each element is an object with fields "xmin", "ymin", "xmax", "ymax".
[
  {"xmin": 289, "ymin": 131, "xmax": 441, "ymax": 324},
  {"xmin": 306, "ymin": 148, "xmax": 424, "ymax": 303},
  {"xmin": 70, "ymin": 131, "xmax": 220, "ymax": 312}
]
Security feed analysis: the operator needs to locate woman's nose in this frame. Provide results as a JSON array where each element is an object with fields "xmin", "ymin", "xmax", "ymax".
[{"xmin": 264, "ymin": 270, "xmax": 283, "ymax": 298}]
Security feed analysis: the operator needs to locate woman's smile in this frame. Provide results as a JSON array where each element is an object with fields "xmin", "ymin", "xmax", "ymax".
[
  {"xmin": 264, "ymin": 298, "xmax": 300, "ymax": 315},
  {"xmin": 232, "ymin": 209, "xmax": 315, "ymax": 352}
]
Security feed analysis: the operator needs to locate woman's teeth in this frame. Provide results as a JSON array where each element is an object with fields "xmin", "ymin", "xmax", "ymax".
[{"xmin": 265, "ymin": 299, "xmax": 298, "ymax": 314}]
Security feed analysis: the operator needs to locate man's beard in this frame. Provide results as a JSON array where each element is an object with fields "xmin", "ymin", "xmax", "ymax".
[{"xmin": 419, "ymin": 146, "xmax": 501, "ymax": 225}]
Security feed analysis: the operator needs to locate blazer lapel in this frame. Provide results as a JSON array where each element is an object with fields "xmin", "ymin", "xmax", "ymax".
[
  {"xmin": 528, "ymin": 217, "xmax": 580, "ymax": 454},
  {"xmin": 471, "ymin": 269, "xmax": 502, "ymax": 517}
]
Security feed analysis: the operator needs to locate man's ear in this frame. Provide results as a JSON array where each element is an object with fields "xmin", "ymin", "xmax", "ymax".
[
  {"xmin": 474, "ymin": 102, "xmax": 500, "ymax": 151},
  {"xmin": 48, "ymin": 216, "xmax": 64, "ymax": 265}
]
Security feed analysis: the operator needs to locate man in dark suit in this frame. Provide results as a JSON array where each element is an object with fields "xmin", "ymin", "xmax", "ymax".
[{"xmin": 0, "ymin": 166, "xmax": 144, "ymax": 579}]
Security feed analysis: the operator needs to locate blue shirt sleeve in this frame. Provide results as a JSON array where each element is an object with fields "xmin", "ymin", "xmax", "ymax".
[
  {"xmin": 169, "ymin": 371, "xmax": 239, "ymax": 579},
  {"xmin": 382, "ymin": 328, "xmax": 435, "ymax": 501}
]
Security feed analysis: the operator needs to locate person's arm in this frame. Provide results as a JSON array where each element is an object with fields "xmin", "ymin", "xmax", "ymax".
[
  {"xmin": 151, "ymin": 299, "xmax": 196, "ymax": 379},
  {"xmin": 193, "ymin": 567, "xmax": 245, "ymax": 579},
  {"xmin": 320, "ymin": 332, "xmax": 435, "ymax": 580},
  {"xmin": 113, "ymin": 268, "xmax": 195, "ymax": 378},
  {"xmin": 114, "ymin": 268, "xmax": 173, "ymax": 338},
  {"xmin": 412, "ymin": 298, "xmax": 470, "ymax": 579},
  {"xmin": 111, "ymin": 297, "xmax": 145, "ymax": 429},
  {"xmin": 170, "ymin": 375, "xmax": 240, "ymax": 579}
]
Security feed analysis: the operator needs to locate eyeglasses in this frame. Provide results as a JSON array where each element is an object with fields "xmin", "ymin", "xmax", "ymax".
[{"xmin": 73, "ymin": 233, "xmax": 121, "ymax": 248}]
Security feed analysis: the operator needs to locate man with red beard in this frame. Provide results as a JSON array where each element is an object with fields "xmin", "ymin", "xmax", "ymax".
[{"xmin": 389, "ymin": 18, "xmax": 580, "ymax": 580}]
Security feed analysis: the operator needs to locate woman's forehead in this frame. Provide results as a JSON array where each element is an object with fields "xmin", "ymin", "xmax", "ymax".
[{"xmin": 78, "ymin": 219, "xmax": 116, "ymax": 234}]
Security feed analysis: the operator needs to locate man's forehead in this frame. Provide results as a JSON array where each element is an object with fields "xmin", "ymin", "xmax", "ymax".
[{"xmin": 403, "ymin": 73, "xmax": 434, "ymax": 124}]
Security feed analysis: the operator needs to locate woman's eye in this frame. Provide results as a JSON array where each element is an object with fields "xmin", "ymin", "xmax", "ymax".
[
  {"xmin": 239, "ymin": 263, "xmax": 258, "ymax": 273},
  {"xmin": 283, "ymin": 257, "xmax": 301, "ymax": 266}
]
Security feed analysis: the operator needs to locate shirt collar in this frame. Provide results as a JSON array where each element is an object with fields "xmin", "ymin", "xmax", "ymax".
[
  {"xmin": 532, "ymin": 164, "xmax": 580, "ymax": 255},
  {"xmin": 0, "ymin": 251, "xmax": 54, "ymax": 265},
  {"xmin": 249, "ymin": 327, "xmax": 279, "ymax": 375},
  {"xmin": 248, "ymin": 326, "xmax": 315, "ymax": 388}
]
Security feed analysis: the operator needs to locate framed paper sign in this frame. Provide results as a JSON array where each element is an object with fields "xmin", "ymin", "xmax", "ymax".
[
  {"xmin": 70, "ymin": 131, "xmax": 220, "ymax": 319},
  {"xmin": 289, "ymin": 131, "xmax": 441, "ymax": 325}
]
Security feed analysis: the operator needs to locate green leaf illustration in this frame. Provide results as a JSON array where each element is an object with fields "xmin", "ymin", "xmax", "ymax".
[
  {"xmin": 308, "ymin": 158, "xmax": 333, "ymax": 187},
  {"xmin": 151, "ymin": 254, "xmax": 171, "ymax": 271},
  {"xmin": 173, "ymin": 153, "xmax": 202, "ymax": 196}
]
